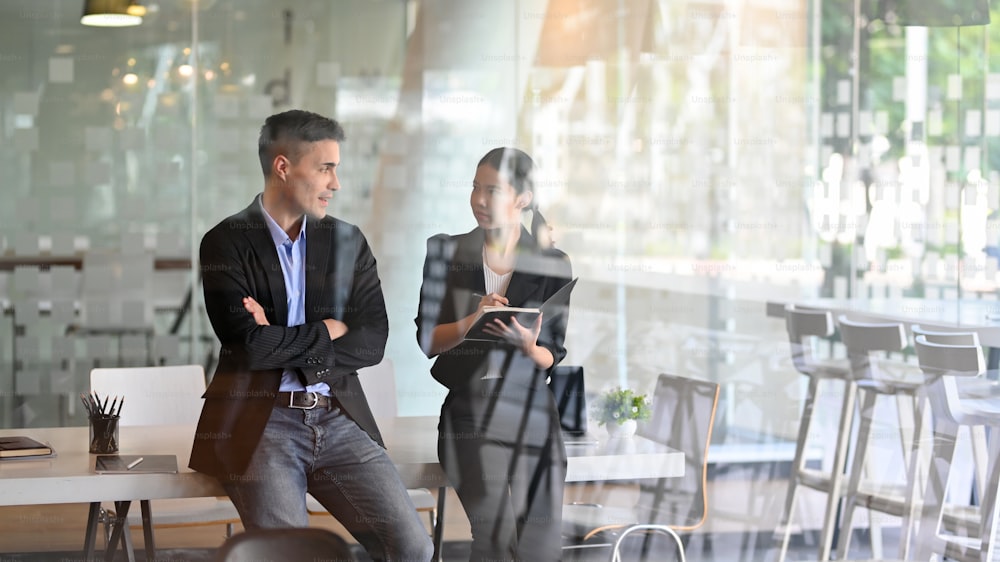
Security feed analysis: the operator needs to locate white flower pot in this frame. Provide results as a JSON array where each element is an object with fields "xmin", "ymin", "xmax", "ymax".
[{"xmin": 607, "ymin": 418, "xmax": 637, "ymax": 438}]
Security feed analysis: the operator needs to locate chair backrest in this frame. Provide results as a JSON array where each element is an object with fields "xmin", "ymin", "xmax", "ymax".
[
  {"xmin": 911, "ymin": 324, "xmax": 979, "ymax": 346},
  {"xmin": 836, "ymin": 315, "xmax": 907, "ymax": 382},
  {"xmin": 766, "ymin": 300, "xmax": 789, "ymax": 319},
  {"xmin": 547, "ymin": 365, "xmax": 587, "ymax": 435},
  {"xmin": 213, "ymin": 528, "xmax": 354, "ymax": 562},
  {"xmin": 783, "ymin": 304, "xmax": 835, "ymax": 374},
  {"xmin": 914, "ymin": 335, "xmax": 985, "ymax": 426},
  {"xmin": 90, "ymin": 365, "xmax": 206, "ymax": 426},
  {"xmin": 636, "ymin": 373, "xmax": 720, "ymax": 530},
  {"xmin": 356, "ymin": 359, "xmax": 397, "ymax": 420}
]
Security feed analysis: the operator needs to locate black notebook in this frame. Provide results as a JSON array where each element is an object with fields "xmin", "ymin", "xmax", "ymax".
[
  {"xmin": 95, "ymin": 454, "xmax": 179, "ymax": 474},
  {"xmin": 0, "ymin": 436, "xmax": 53, "ymax": 458},
  {"xmin": 464, "ymin": 278, "xmax": 578, "ymax": 342}
]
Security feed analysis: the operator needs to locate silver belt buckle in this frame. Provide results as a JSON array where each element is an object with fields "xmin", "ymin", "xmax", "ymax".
[{"xmin": 289, "ymin": 391, "xmax": 319, "ymax": 410}]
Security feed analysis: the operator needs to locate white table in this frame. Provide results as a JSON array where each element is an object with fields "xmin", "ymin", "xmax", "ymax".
[
  {"xmin": 0, "ymin": 417, "xmax": 683, "ymax": 560},
  {"xmin": 771, "ymin": 298, "xmax": 1000, "ymax": 347}
]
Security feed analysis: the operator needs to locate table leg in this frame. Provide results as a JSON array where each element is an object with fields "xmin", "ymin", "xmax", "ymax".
[
  {"xmin": 140, "ymin": 499, "xmax": 155, "ymax": 562},
  {"xmin": 84, "ymin": 501, "xmax": 101, "ymax": 561},
  {"xmin": 432, "ymin": 486, "xmax": 446, "ymax": 562},
  {"xmin": 104, "ymin": 500, "xmax": 136, "ymax": 562}
]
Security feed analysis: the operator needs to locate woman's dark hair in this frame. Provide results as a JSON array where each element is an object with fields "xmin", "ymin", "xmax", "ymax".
[
  {"xmin": 478, "ymin": 147, "xmax": 552, "ymax": 247},
  {"xmin": 258, "ymin": 110, "xmax": 346, "ymax": 176}
]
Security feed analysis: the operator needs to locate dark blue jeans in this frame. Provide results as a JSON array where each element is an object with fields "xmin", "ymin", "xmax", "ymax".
[{"xmin": 221, "ymin": 405, "xmax": 433, "ymax": 562}]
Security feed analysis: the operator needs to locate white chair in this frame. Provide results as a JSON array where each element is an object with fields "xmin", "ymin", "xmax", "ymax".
[
  {"xmin": 304, "ymin": 359, "xmax": 444, "ymax": 558},
  {"xmin": 89, "ymin": 365, "xmax": 241, "ymax": 552},
  {"xmin": 833, "ymin": 316, "xmax": 930, "ymax": 559},
  {"xmin": 912, "ymin": 334, "xmax": 1000, "ymax": 561},
  {"xmin": 774, "ymin": 304, "xmax": 855, "ymax": 562},
  {"xmin": 562, "ymin": 372, "xmax": 720, "ymax": 562}
]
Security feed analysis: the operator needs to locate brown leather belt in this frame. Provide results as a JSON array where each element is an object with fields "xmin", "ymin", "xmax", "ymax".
[{"xmin": 276, "ymin": 391, "xmax": 336, "ymax": 410}]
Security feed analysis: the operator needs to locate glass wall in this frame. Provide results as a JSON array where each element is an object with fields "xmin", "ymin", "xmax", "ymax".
[{"xmin": 0, "ymin": 0, "xmax": 996, "ymax": 453}]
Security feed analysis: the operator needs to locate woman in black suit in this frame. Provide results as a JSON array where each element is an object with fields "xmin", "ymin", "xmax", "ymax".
[{"xmin": 415, "ymin": 147, "xmax": 573, "ymax": 561}]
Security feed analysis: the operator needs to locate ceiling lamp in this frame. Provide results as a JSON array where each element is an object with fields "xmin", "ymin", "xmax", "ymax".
[{"xmin": 81, "ymin": 0, "xmax": 144, "ymax": 27}]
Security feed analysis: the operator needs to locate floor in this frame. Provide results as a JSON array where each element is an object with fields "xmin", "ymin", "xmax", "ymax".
[{"xmin": 0, "ymin": 472, "xmax": 899, "ymax": 562}]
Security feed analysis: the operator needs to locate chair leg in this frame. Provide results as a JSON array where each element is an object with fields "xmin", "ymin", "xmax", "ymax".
[
  {"xmin": 898, "ymin": 392, "xmax": 927, "ymax": 560},
  {"xmin": 817, "ymin": 380, "xmax": 857, "ymax": 562},
  {"xmin": 835, "ymin": 387, "xmax": 877, "ymax": 559},
  {"xmin": 610, "ymin": 524, "xmax": 686, "ymax": 562},
  {"xmin": 980, "ymin": 434, "xmax": 1000, "ymax": 561},
  {"xmin": 776, "ymin": 377, "xmax": 821, "ymax": 562},
  {"xmin": 911, "ymin": 420, "xmax": 960, "ymax": 561}
]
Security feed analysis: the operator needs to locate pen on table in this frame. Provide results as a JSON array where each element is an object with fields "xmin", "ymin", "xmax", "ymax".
[{"xmin": 126, "ymin": 457, "xmax": 144, "ymax": 470}]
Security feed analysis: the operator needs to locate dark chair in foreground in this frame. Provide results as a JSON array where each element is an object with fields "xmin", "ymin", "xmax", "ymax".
[
  {"xmin": 562, "ymin": 372, "xmax": 720, "ymax": 561},
  {"xmin": 214, "ymin": 528, "xmax": 355, "ymax": 562}
]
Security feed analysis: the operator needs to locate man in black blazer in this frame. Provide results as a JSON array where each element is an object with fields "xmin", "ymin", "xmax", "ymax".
[{"xmin": 192, "ymin": 110, "xmax": 432, "ymax": 561}]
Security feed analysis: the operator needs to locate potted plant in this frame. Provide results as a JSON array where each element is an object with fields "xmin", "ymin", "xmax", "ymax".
[{"xmin": 593, "ymin": 387, "xmax": 652, "ymax": 437}]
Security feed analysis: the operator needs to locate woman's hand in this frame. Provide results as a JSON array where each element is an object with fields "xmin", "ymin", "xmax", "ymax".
[
  {"xmin": 243, "ymin": 296, "xmax": 269, "ymax": 326},
  {"xmin": 483, "ymin": 312, "xmax": 543, "ymax": 356},
  {"xmin": 476, "ymin": 292, "xmax": 509, "ymax": 312}
]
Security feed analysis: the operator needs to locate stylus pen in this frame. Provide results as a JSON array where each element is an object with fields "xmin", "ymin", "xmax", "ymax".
[{"xmin": 126, "ymin": 457, "xmax": 144, "ymax": 470}]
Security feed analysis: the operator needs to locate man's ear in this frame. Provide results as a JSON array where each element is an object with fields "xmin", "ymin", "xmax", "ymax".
[
  {"xmin": 272, "ymin": 155, "xmax": 290, "ymax": 181},
  {"xmin": 516, "ymin": 190, "xmax": 534, "ymax": 210}
]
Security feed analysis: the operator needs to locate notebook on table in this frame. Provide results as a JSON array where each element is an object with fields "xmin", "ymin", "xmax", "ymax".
[
  {"xmin": 0, "ymin": 436, "xmax": 54, "ymax": 459},
  {"xmin": 95, "ymin": 454, "xmax": 178, "ymax": 474}
]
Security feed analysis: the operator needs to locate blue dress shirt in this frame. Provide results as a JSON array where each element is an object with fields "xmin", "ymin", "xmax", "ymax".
[{"xmin": 260, "ymin": 198, "xmax": 331, "ymax": 396}]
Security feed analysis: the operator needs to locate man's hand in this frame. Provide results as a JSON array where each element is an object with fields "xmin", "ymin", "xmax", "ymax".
[
  {"xmin": 323, "ymin": 318, "xmax": 349, "ymax": 340},
  {"xmin": 243, "ymin": 296, "xmax": 270, "ymax": 326},
  {"xmin": 243, "ymin": 296, "xmax": 347, "ymax": 340}
]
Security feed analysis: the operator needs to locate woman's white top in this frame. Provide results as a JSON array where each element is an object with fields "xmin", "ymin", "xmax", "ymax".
[{"xmin": 482, "ymin": 246, "xmax": 514, "ymax": 379}]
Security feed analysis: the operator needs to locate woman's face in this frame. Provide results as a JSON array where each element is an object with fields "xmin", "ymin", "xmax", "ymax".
[{"xmin": 470, "ymin": 164, "xmax": 531, "ymax": 230}]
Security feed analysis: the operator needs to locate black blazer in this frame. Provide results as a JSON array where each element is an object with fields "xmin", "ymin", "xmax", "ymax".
[
  {"xmin": 415, "ymin": 227, "xmax": 573, "ymax": 391},
  {"xmin": 190, "ymin": 196, "xmax": 388, "ymax": 478}
]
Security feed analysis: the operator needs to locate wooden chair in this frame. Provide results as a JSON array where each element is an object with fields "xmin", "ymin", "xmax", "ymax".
[{"xmin": 562, "ymin": 372, "xmax": 720, "ymax": 561}]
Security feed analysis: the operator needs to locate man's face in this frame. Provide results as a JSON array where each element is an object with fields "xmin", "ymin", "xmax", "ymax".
[{"xmin": 279, "ymin": 139, "xmax": 341, "ymax": 220}]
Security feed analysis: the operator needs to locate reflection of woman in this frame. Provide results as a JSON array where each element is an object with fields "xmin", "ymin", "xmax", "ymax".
[{"xmin": 415, "ymin": 148, "xmax": 573, "ymax": 561}]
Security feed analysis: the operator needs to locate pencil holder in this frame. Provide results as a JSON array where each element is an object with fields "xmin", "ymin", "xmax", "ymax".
[{"xmin": 89, "ymin": 415, "xmax": 120, "ymax": 454}]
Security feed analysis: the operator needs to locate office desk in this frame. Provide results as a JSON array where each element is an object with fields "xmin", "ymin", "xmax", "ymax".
[{"xmin": 0, "ymin": 418, "xmax": 682, "ymax": 560}]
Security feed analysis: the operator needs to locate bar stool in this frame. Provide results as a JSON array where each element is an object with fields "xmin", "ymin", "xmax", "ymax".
[
  {"xmin": 775, "ymin": 304, "xmax": 855, "ymax": 562},
  {"xmin": 834, "ymin": 316, "xmax": 926, "ymax": 560},
  {"xmin": 912, "ymin": 333, "xmax": 1000, "ymax": 562},
  {"xmin": 902, "ymin": 325, "xmax": 989, "ymax": 556}
]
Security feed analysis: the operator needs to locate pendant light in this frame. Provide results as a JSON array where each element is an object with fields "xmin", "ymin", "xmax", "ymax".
[{"xmin": 81, "ymin": 0, "xmax": 144, "ymax": 27}]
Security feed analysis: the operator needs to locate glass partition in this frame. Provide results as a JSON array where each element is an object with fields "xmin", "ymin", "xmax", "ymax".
[{"xmin": 0, "ymin": 0, "xmax": 995, "ymax": 454}]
